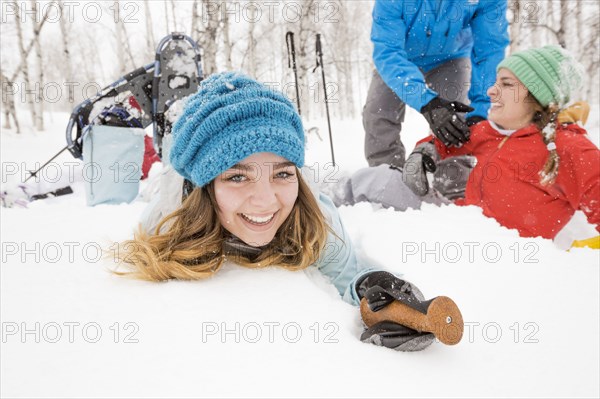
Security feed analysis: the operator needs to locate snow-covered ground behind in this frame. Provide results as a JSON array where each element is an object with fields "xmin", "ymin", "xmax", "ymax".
[{"xmin": 1, "ymin": 107, "xmax": 599, "ymax": 398}]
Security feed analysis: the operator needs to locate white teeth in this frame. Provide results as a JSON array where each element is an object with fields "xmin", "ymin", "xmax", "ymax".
[{"xmin": 241, "ymin": 213, "xmax": 274, "ymax": 224}]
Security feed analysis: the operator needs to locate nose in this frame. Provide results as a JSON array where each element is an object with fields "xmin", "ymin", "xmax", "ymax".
[
  {"xmin": 487, "ymin": 84, "xmax": 499, "ymax": 101},
  {"xmin": 248, "ymin": 176, "xmax": 278, "ymax": 208}
]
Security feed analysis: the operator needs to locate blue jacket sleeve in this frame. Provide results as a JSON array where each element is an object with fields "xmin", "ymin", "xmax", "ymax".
[
  {"xmin": 371, "ymin": 0, "xmax": 437, "ymax": 112},
  {"xmin": 468, "ymin": 0, "xmax": 509, "ymax": 119},
  {"xmin": 313, "ymin": 193, "xmax": 374, "ymax": 306}
]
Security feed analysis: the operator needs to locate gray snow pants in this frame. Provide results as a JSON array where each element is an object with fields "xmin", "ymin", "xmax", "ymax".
[
  {"xmin": 363, "ymin": 58, "xmax": 472, "ymax": 168},
  {"xmin": 320, "ymin": 164, "xmax": 446, "ymax": 212}
]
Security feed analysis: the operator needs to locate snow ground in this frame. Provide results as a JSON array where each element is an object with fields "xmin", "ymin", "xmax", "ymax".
[{"xmin": 1, "ymin": 108, "xmax": 599, "ymax": 398}]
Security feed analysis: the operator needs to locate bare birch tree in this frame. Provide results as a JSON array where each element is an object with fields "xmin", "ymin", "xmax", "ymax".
[
  {"xmin": 556, "ymin": 0, "xmax": 569, "ymax": 48},
  {"xmin": 58, "ymin": 0, "xmax": 74, "ymax": 105},
  {"xmin": 144, "ymin": 0, "xmax": 157, "ymax": 59},
  {"xmin": 194, "ymin": 0, "xmax": 219, "ymax": 75},
  {"xmin": 245, "ymin": 4, "xmax": 258, "ymax": 76},
  {"xmin": 190, "ymin": 0, "xmax": 198, "ymax": 39},
  {"xmin": 285, "ymin": 0, "xmax": 319, "ymax": 119},
  {"xmin": 164, "ymin": 0, "xmax": 170, "ymax": 33},
  {"xmin": 1, "ymin": 68, "xmax": 21, "ymax": 133},
  {"xmin": 221, "ymin": 2, "xmax": 233, "ymax": 71},
  {"xmin": 170, "ymin": 0, "xmax": 178, "ymax": 32},
  {"xmin": 508, "ymin": 0, "xmax": 523, "ymax": 53},
  {"xmin": 30, "ymin": 0, "xmax": 44, "ymax": 130},
  {"xmin": 112, "ymin": 0, "xmax": 136, "ymax": 74},
  {"xmin": 13, "ymin": 1, "xmax": 38, "ymax": 128}
]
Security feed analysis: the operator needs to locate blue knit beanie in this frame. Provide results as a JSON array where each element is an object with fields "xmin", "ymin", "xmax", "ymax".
[{"xmin": 170, "ymin": 72, "xmax": 305, "ymax": 187}]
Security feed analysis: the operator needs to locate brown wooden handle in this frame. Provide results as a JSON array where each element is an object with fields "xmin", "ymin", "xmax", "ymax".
[{"xmin": 360, "ymin": 296, "xmax": 463, "ymax": 345}]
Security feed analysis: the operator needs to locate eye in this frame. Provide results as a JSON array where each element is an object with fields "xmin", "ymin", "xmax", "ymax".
[
  {"xmin": 275, "ymin": 170, "xmax": 295, "ymax": 179},
  {"xmin": 225, "ymin": 174, "xmax": 247, "ymax": 183}
]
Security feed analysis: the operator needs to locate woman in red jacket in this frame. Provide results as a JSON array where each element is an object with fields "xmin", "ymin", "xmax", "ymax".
[{"xmin": 404, "ymin": 45, "xmax": 599, "ymax": 242}]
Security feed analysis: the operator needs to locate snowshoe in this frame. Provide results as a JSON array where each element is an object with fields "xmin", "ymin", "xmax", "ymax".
[
  {"xmin": 152, "ymin": 33, "xmax": 203, "ymax": 157},
  {"xmin": 66, "ymin": 32, "xmax": 202, "ymax": 160},
  {"xmin": 66, "ymin": 63, "xmax": 155, "ymax": 159}
]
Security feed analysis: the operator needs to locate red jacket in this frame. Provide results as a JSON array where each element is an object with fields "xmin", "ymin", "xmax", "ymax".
[{"xmin": 424, "ymin": 121, "xmax": 600, "ymax": 239}]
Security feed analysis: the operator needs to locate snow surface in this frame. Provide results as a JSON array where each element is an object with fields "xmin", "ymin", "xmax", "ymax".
[{"xmin": 1, "ymin": 108, "xmax": 599, "ymax": 398}]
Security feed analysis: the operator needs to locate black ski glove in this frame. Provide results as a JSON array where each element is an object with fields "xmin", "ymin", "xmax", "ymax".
[
  {"xmin": 360, "ymin": 321, "xmax": 434, "ymax": 352},
  {"xmin": 466, "ymin": 115, "xmax": 486, "ymax": 127},
  {"xmin": 420, "ymin": 97, "xmax": 474, "ymax": 147},
  {"xmin": 356, "ymin": 271, "xmax": 434, "ymax": 351},
  {"xmin": 432, "ymin": 155, "xmax": 477, "ymax": 200},
  {"xmin": 356, "ymin": 271, "xmax": 427, "ymax": 312},
  {"xmin": 403, "ymin": 142, "xmax": 440, "ymax": 196}
]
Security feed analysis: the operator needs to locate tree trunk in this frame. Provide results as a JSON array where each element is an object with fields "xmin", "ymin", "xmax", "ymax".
[
  {"xmin": 547, "ymin": 0, "xmax": 555, "ymax": 45},
  {"xmin": 58, "ymin": 0, "xmax": 75, "ymax": 106},
  {"xmin": 113, "ymin": 0, "xmax": 136, "ymax": 74},
  {"xmin": 190, "ymin": 0, "xmax": 198, "ymax": 41},
  {"xmin": 199, "ymin": 0, "xmax": 219, "ymax": 75},
  {"xmin": 556, "ymin": 0, "xmax": 568, "ymax": 48},
  {"xmin": 246, "ymin": 7, "xmax": 257, "ymax": 76},
  {"xmin": 164, "ymin": 0, "xmax": 170, "ymax": 33},
  {"xmin": 115, "ymin": 0, "xmax": 126, "ymax": 74},
  {"xmin": 288, "ymin": 0, "xmax": 318, "ymax": 119},
  {"xmin": 222, "ymin": 3, "xmax": 233, "ymax": 71},
  {"xmin": 170, "ymin": 0, "xmax": 178, "ymax": 32},
  {"xmin": 1, "ymin": 69, "xmax": 21, "ymax": 133},
  {"xmin": 337, "ymin": 3, "xmax": 355, "ymax": 119},
  {"xmin": 31, "ymin": 0, "xmax": 44, "ymax": 130},
  {"xmin": 144, "ymin": 1, "xmax": 156, "ymax": 59},
  {"xmin": 14, "ymin": 1, "xmax": 38, "ymax": 129},
  {"xmin": 509, "ymin": 0, "xmax": 522, "ymax": 53}
]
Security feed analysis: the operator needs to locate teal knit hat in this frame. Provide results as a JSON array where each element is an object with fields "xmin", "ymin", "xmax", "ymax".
[
  {"xmin": 170, "ymin": 72, "xmax": 305, "ymax": 187},
  {"xmin": 497, "ymin": 45, "xmax": 583, "ymax": 107}
]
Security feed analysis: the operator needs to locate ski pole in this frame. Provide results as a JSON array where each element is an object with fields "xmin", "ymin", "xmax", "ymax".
[
  {"xmin": 285, "ymin": 31, "xmax": 301, "ymax": 115},
  {"xmin": 314, "ymin": 33, "xmax": 335, "ymax": 166},
  {"xmin": 24, "ymin": 145, "xmax": 70, "ymax": 182}
]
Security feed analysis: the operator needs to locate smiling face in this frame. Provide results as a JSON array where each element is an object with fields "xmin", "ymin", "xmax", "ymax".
[
  {"xmin": 487, "ymin": 68, "xmax": 539, "ymax": 130},
  {"xmin": 213, "ymin": 152, "xmax": 299, "ymax": 247}
]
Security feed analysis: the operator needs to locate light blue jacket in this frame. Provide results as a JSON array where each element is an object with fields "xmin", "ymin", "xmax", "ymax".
[
  {"xmin": 314, "ymin": 193, "xmax": 373, "ymax": 306},
  {"xmin": 140, "ymin": 166, "xmax": 373, "ymax": 306},
  {"xmin": 371, "ymin": 0, "xmax": 509, "ymax": 118}
]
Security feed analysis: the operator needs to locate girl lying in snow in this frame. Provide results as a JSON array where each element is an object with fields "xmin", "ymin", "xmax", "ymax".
[
  {"xmin": 114, "ymin": 72, "xmax": 464, "ymax": 351},
  {"xmin": 329, "ymin": 46, "xmax": 600, "ymax": 248}
]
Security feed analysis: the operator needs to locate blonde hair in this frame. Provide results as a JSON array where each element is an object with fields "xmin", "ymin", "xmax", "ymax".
[
  {"xmin": 112, "ymin": 170, "xmax": 330, "ymax": 280},
  {"xmin": 529, "ymin": 94, "xmax": 560, "ymax": 185}
]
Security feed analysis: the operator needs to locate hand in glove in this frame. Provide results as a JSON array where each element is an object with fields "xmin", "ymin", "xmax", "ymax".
[
  {"xmin": 421, "ymin": 97, "xmax": 474, "ymax": 147},
  {"xmin": 466, "ymin": 115, "xmax": 486, "ymax": 127},
  {"xmin": 403, "ymin": 142, "xmax": 440, "ymax": 197},
  {"xmin": 356, "ymin": 271, "xmax": 464, "ymax": 350},
  {"xmin": 432, "ymin": 155, "xmax": 477, "ymax": 200},
  {"xmin": 356, "ymin": 271, "xmax": 434, "ymax": 351}
]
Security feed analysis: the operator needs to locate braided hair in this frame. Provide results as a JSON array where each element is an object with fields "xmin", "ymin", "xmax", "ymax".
[{"xmin": 530, "ymin": 95, "xmax": 561, "ymax": 185}]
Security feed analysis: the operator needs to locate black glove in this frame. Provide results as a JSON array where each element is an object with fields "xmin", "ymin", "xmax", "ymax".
[
  {"xmin": 356, "ymin": 271, "xmax": 434, "ymax": 351},
  {"xmin": 466, "ymin": 115, "xmax": 486, "ymax": 127},
  {"xmin": 360, "ymin": 321, "xmax": 434, "ymax": 352},
  {"xmin": 403, "ymin": 142, "xmax": 440, "ymax": 196},
  {"xmin": 432, "ymin": 156, "xmax": 477, "ymax": 200},
  {"xmin": 357, "ymin": 271, "xmax": 427, "ymax": 312},
  {"xmin": 420, "ymin": 97, "xmax": 474, "ymax": 147}
]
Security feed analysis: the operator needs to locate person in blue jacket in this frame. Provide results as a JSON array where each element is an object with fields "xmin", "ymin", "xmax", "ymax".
[
  {"xmin": 364, "ymin": 0, "xmax": 509, "ymax": 167},
  {"xmin": 115, "ymin": 72, "xmax": 464, "ymax": 352}
]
